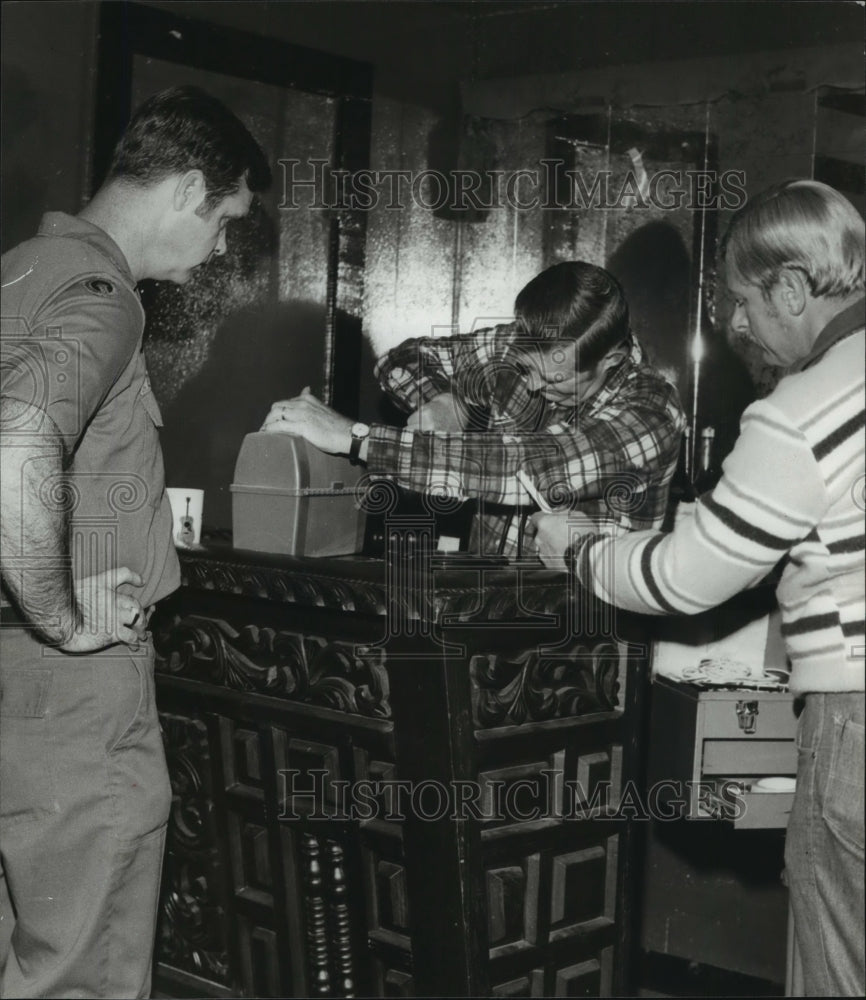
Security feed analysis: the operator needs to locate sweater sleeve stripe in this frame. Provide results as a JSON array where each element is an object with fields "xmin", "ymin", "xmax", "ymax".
[
  {"xmin": 624, "ymin": 544, "xmax": 654, "ymax": 607},
  {"xmin": 813, "ymin": 409, "xmax": 865, "ymax": 461},
  {"xmin": 654, "ymin": 549, "xmax": 721, "ymax": 612},
  {"xmin": 740, "ymin": 407, "xmax": 808, "ymax": 441},
  {"xmin": 701, "ymin": 494, "xmax": 799, "ymax": 550},
  {"xmin": 788, "ymin": 643, "xmax": 849, "ymax": 661},
  {"xmin": 781, "ymin": 611, "xmax": 842, "ymax": 636},
  {"xmin": 691, "ymin": 510, "xmax": 795, "ymax": 569},
  {"xmin": 639, "ymin": 534, "xmax": 681, "ymax": 614},
  {"xmin": 827, "ymin": 535, "xmax": 866, "ymax": 554},
  {"xmin": 720, "ymin": 478, "xmax": 816, "ymax": 532},
  {"xmin": 801, "ymin": 379, "xmax": 863, "ymax": 435}
]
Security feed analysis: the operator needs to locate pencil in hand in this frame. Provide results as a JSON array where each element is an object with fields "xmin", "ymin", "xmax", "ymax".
[{"xmin": 516, "ymin": 469, "xmax": 553, "ymax": 513}]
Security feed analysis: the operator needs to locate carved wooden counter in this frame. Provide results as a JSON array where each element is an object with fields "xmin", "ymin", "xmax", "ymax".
[{"xmin": 150, "ymin": 532, "xmax": 650, "ymax": 998}]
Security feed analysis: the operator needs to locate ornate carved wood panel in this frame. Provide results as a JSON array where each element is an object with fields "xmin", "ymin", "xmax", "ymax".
[
  {"xmin": 156, "ymin": 713, "xmax": 233, "ymax": 993},
  {"xmin": 151, "ymin": 547, "xmax": 649, "ymax": 997}
]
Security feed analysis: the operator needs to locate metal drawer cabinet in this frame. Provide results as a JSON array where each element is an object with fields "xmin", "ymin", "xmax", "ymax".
[{"xmin": 647, "ymin": 675, "xmax": 798, "ymax": 829}]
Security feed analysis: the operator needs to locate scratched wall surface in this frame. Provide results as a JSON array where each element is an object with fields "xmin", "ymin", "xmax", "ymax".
[
  {"xmin": 454, "ymin": 115, "xmax": 547, "ymax": 335},
  {"xmin": 362, "ymin": 109, "xmax": 549, "ymax": 357},
  {"xmin": 361, "ymin": 66, "xmax": 840, "ymax": 473},
  {"xmin": 363, "ymin": 99, "xmax": 458, "ymax": 351},
  {"xmin": 132, "ymin": 55, "xmax": 335, "ymax": 528},
  {"xmin": 106, "ymin": 45, "xmax": 856, "ymax": 533}
]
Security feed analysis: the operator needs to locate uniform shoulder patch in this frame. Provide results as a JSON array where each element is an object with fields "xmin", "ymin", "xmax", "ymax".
[{"xmin": 84, "ymin": 277, "xmax": 115, "ymax": 296}]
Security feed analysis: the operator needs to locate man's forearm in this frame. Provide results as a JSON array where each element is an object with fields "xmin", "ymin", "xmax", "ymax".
[
  {"xmin": 0, "ymin": 399, "xmax": 80, "ymax": 643},
  {"xmin": 375, "ymin": 326, "xmax": 513, "ymax": 411},
  {"xmin": 374, "ymin": 338, "xmax": 453, "ymax": 408}
]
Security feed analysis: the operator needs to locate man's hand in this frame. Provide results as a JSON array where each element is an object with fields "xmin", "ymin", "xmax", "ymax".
[
  {"xmin": 527, "ymin": 511, "xmax": 598, "ymax": 571},
  {"xmin": 60, "ymin": 566, "xmax": 146, "ymax": 653},
  {"xmin": 406, "ymin": 392, "xmax": 465, "ymax": 432},
  {"xmin": 261, "ymin": 387, "xmax": 353, "ymax": 454}
]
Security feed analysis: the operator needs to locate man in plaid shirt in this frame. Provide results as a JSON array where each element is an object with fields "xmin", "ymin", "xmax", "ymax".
[{"xmin": 263, "ymin": 261, "xmax": 685, "ymax": 556}]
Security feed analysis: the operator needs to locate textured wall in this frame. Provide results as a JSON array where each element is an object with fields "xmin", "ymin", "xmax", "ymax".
[
  {"xmin": 0, "ymin": 2, "xmax": 99, "ymax": 252},
  {"xmin": 360, "ymin": 52, "xmax": 860, "ymax": 469},
  {"xmin": 4, "ymin": 3, "xmax": 859, "ymax": 523}
]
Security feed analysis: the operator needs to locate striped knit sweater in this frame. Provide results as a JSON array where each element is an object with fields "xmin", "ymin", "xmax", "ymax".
[{"xmin": 574, "ymin": 301, "xmax": 865, "ymax": 694}]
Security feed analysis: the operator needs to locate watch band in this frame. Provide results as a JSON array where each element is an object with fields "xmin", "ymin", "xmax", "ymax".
[{"xmin": 349, "ymin": 422, "xmax": 370, "ymax": 465}]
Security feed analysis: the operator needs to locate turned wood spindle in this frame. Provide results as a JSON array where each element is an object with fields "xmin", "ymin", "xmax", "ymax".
[
  {"xmin": 301, "ymin": 832, "xmax": 331, "ymax": 996},
  {"xmin": 324, "ymin": 840, "xmax": 355, "ymax": 998}
]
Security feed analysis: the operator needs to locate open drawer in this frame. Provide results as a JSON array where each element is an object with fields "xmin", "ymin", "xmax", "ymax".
[
  {"xmin": 648, "ymin": 675, "xmax": 798, "ymax": 828},
  {"xmin": 696, "ymin": 777, "xmax": 795, "ymax": 829}
]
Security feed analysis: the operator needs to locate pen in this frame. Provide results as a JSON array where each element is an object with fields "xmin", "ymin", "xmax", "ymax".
[{"xmin": 516, "ymin": 469, "xmax": 553, "ymax": 513}]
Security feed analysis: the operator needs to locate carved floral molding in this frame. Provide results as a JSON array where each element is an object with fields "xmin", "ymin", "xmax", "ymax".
[
  {"xmin": 153, "ymin": 614, "xmax": 391, "ymax": 718},
  {"xmin": 176, "ymin": 551, "xmax": 573, "ymax": 624},
  {"xmin": 471, "ymin": 641, "xmax": 623, "ymax": 728}
]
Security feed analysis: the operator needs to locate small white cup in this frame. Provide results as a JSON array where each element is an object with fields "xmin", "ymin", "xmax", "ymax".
[{"xmin": 166, "ymin": 488, "xmax": 204, "ymax": 548}]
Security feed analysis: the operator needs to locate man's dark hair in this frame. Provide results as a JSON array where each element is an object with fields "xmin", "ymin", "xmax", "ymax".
[
  {"xmin": 108, "ymin": 85, "xmax": 271, "ymax": 209},
  {"xmin": 514, "ymin": 261, "xmax": 630, "ymax": 371}
]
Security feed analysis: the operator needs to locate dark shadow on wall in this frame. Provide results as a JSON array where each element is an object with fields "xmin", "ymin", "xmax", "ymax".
[
  {"xmin": 1, "ymin": 64, "xmax": 49, "ymax": 253},
  {"xmin": 695, "ymin": 303, "xmax": 759, "ymax": 463},
  {"xmin": 358, "ymin": 334, "xmax": 409, "ymax": 429},
  {"xmin": 139, "ymin": 199, "xmax": 318, "ymax": 532},
  {"xmin": 139, "ymin": 197, "xmax": 394, "ymax": 534},
  {"xmin": 606, "ymin": 220, "xmax": 692, "ymax": 403},
  {"xmin": 153, "ymin": 299, "xmax": 334, "ymax": 532},
  {"xmin": 607, "ymin": 220, "xmax": 755, "ymax": 462}
]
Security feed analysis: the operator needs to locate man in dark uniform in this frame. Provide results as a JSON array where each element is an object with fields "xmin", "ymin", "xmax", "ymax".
[{"xmin": 0, "ymin": 86, "xmax": 270, "ymax": 998}]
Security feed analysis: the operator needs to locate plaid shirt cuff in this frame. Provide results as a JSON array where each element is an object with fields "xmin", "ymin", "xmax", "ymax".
[{"xmin": 366, "ymin": 424, "xmax": 413, "ymax": 482}]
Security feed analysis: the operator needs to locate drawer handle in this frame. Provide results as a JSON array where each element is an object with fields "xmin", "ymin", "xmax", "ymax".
[{"xmin": 735, "ymin": 700, "xmax": 759, "ymax": 734}]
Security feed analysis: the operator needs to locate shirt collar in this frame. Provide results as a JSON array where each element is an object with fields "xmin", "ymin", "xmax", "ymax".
[
  {"xmin": 583, "ymin": 337, "xmax": 641, "ymax": 411},
  {"xmin": 547, "ymin": 336, "xmax": 641, "ymax": 421},
  {"xmin": 789, "ymin": 296, "xmax": 865, "ymax": 373},
  {"xmin": 37, "ymin": 212, "xmax": 136, "ymax": 287}
]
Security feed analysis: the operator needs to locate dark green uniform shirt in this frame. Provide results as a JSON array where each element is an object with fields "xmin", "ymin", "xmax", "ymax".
[{"xmin": 1, "ymin": 212, "xmax": 180, "ymax": 609}]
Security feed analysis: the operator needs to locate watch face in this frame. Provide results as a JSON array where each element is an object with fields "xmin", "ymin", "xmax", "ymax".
[{"xmin": 352, "ymin": 422, "xmax": 370, "ymax": 439}]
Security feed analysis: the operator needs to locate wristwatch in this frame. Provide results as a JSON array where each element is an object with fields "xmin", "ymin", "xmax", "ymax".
[{"xmin": 349, "ymin": 421, "xmax": 370, "ymax": 465}]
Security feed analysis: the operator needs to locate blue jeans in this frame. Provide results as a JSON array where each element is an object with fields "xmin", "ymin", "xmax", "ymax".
[
  {"xmin": 785, "ymin": 692, "xmax": 865, "ymax": 996},
  {"xmin": 0, "ymin": 628, "xmax": 172, "ymax": 998}
]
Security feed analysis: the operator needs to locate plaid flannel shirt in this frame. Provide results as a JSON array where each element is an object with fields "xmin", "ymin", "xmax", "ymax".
[{"xmin": 366, "ymin": 324, "xmax": 685, "ymax": 556}]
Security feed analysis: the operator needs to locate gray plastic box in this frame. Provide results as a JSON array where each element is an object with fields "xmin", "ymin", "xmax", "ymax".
[{"xmin": 230, "ymin": 432, "xmax": 366, "ymax": 557}]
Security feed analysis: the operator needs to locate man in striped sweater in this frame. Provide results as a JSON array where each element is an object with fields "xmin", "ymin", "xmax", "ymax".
[{"xmin": 532, "ymin": 179, "xmax": 864, "ymax": 996}]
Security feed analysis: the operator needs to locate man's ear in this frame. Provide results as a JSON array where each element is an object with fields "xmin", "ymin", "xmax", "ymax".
[
  {"xmin": 173, "ymin": 170, "xmax": 207, "ymax": 212},
  {"xmin": 600, "ymin": 343, "xmax": 629, "ymax": 373},
  {"xmin": 775, "ymin": 267, "xmax": 808, "ymax": 317}
]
